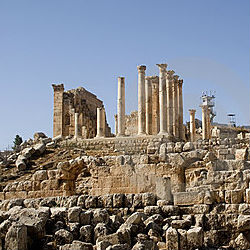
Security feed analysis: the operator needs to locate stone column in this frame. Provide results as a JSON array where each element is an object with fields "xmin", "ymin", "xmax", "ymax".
[
  {"xmin": 206, "ymin": 108, "xmax": 211, "ymax": 139},
  {"xmin": 173, "ymin": 75, "xmax": 179, "ymax": 138},
  {"xmin": 74, "ymin": 112, "xmax": 79, "ymax": 138},
  {"xmin": 117, "ymin": 77, "xmax": 125, "ymax": 137},
  {"xmin": 145, "ymin": 76, "xmax": 152, "ymax": 135},
  {"xmin": 96, "ymin": 107, "xmax": 105, "ymax": 138},
  {"xmin": 137, "ymin": 65, "xmax": 147, "ymax": 135},
  {"xmin": 52, "ymin": 84, "xmax": 65, "ymax": 137},
  {"xmin": 166, "ymin": 70, "xmax": 174, "ymax": 136},
  {"xmin": 178, "ymin": 79, "xmax": 184, "ymax": 140},
  {"xmin": 151, "ymin": 76, "xmax": 159, "ymax": 135},
  {"xmin": 157, "ymin": 64, "xmax": 168, "ymax": 135},
  {"xmin": 202, "ymin": 105, "xmax": 208, "ymax": 140},
  {"xmin": 114, "ymin": 115, "xmax": 118, "ymax": 136},
  {"xmin": 189, "ymin": 109, "xmax": 196, "ymax": 142}
]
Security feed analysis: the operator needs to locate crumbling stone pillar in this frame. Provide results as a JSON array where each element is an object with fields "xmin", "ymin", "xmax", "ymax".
[
  {"xmin": 114, "ymin": 114, "xmax": 118, "ymax": 136},
  {"xmin": 173, "ymin": 75, "xmax": 179, "ymax": 138},
  {"xmin": 202, "ymin": 105, "xmax": 208, "ymax": 140},
  {"xmin": 189, "ymin": 109, "xmax": 196, "ymax": 142},
  {"xmin": 137, "ymin": 65, "xmax": 146, "ymax": 135},
  {"xmin": 117, "ymin": 77, "xmax": 125, "ymax": 137},
  {"xmin": 206, "ymin": 107, "xmax": 211, "ymax": 139},
  {"xmin": 157, "ymin": 64, "xmax": 168, "ymax": 135},
  {"xmin": 145, "ymin": 76, "xmax": 152, "ymax": 135},
  {"xmin": 96, "ymin": 107, "xmax": 106, "ymax": 138},
  {"xmin": 167, "ymin": 70, "xmax": 174, "ymax": 136},
  {"xmin": 74, "ymin": 112, "xmax": 79, "ymax": 138},
  {"xmin": 178, "ymin": 79, "xmax": 184, "ymax": 140},
  {"xmin": 151, "ymin": 76, "xmax": 159, "ymax": 135},
  {"xmin": 52, "ymin": 84, "xmax": 65, "ymax": 137}
]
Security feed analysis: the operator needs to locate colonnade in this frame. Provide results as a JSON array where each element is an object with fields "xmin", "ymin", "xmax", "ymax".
[{"xmin": 115, "ymin": 64, "xmax": 184, "ymax": 140}]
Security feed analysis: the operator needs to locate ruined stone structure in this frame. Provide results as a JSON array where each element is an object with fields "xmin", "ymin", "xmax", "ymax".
[
  {"xmin": 52, "ymin": 84, "xmax": 112, "ymax": 139},
  {"xmin": 116, "ymin": 64, "xmax": 184, "ymax": 140},
  {"xmin": 0, "ymin": 63, "xmax": 249, "ymax": 250}
]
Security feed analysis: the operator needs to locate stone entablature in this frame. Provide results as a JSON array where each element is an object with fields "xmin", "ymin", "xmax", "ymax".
[{"xmin": 52, "ymin": 84, "xmax": 112, "ymax": 139}]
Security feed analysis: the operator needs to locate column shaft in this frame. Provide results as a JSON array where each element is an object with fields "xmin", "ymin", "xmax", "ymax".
[
  {"xmin": 151, "ymin": 76, "xmax": 159, "ymax": 135},
  {"xmin": 189, "ymin": 109, "xmax": 196, "ymax": 142},
  {"xmin": 117, "ymin": 77, "xmax": 125, "ymax": 136},
  {"xmin": 145, "ymin": 77, "xmax": 152, "ymax": 135},
  {"xmin": 178, "ymin": 79, "xmax": 184, "ymax": 140},
  {"xmin": 166, "ymin": 71, "xmax": 174, "ymax": 135},
  {"xmin": 137, "ymin": 65, "xmax": 146, "ymax": 135},
  {"xmin": 173, "ymin": 76, "xmax": 179, "ymax": 138},
  {"xmin": 96, "ymin": 107, "xmax": 105, "ymax": 138},
  {"xmin": 206, "ymin": 108, "xmax": 211, "ymax": 139},
  {"xmin": 74, "ymin": 112, "xmax": 79, "ymax": 138},
  {"xmin": 202, "ymin": 106, "xmax": 208, "ymax": 140},
  {"xmin": 157, "ymin": 64, "xmax": 168, "ymax": 134}
]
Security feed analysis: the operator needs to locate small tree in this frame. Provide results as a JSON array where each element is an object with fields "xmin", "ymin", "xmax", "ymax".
[{"xmin": 12, "ymin": 135, "xmax": 23, "ymax": 150}]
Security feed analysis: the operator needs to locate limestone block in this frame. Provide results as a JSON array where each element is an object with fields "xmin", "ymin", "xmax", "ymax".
[
  {"xmin": 113, "ymin": 194, "xmax": 124, "ymax": 208},
  {"xmin": 159, "ymin": 143, "xmax": 167, "ymax": 162},
  {"xmin": 59, "ymin": 241, "xmax": 93, "ymax": 250},
  {"xmin": 246, "ymin": 189, "xmax": 250, "ymax": 204},
  {"xmin": 173, "ymin": 191, "xmax": 199, "ymax": 206},
  {"xmin": 174, "ymin": 142, "xmax": 183, "ymax": 153},
  {"xmin": 235, "ymin": 148, "xmax": 248, "ymax": 160},
  {"xmin": 93, "ymin": 209, "xmax": 109, "ymax": 225},
  {"xmin": 178, "ymin": 229, "xmax": 187, "ymax": 250},
  {"xmin": 234, "ymin": 233, "xmax": 250, "ymax": 250},
  {"xmin": 33, "ymin": 170, "xmax": 48, "ymax": 181},
  {"xmin": 166, "ymin": 142, "xmax": 175, "ymax": 153},
  {"xmin": 55, "ymin": 229, "xmax": 73, "ymax": 245},
  {"xmin": 166, "ymin": 227, "xmax": 179, "ymax": 250},
  {"xmin": 187, "ymin": 227, "xmax": 203, "ymax": 249},
  {"xmin": 80, "ymin": 211, "xmax": 92, "ymax": 225},
  {"xmin": 21, "ymin": 147, "xmax": 35, "ymax": 158},
  {"xmin": 16, "ymin": 155, "xmax": 27, "ymax": 171},
  {"xmin": 237, "ymin": 215, "xmax": 250, "ymax": 231},
  {"xmin": 33, "ymin": 143, "xmax": 46, "ymax": 155},
  {"xmin": 231, "ymin": 189, "xmax": 243, "ymax": 204},
  {"xmin": 68, "ymin": 207, "xmax": 82, "ymax": 223},
  {"xmin": 183, "ymin": 142, "xmax": 194, "ymax": 152},
  {"xmin": 79, "ymin": 225, "xmax": 93, "ymax": 243},
  {"xmin": 142, "ymin": 193, "xmax": 156, "ymax": 206},
  {"xmin": 34, "ymin": 132, "xmax": 47, "ymax": 141},
  {"xmin": 5, "ymin": 223, "xmax": 27, "ymax": 250}
]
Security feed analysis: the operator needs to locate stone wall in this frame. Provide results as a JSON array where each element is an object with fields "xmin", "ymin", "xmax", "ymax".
[{"xmin": 52, "ymin": 84, "xmax": 112, "ymax": 138}]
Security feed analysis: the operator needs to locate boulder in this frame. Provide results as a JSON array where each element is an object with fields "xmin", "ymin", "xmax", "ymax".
[
  {"xmin": 68, "ymin": 207, "xmax": 82, "ymax": 223},
  {"xmin": 5, "ymin": 223, "xmax": 27, "ymax": 250},
  {"xmin": 142, "ymin": 193, "xmax": 156, "ymax": 206},
  {"xmin": 234, "ymin": 233, "xmax": 250, "ymax": 250},
  {"xmin": 93, "ymin": 209, "xmax": 109, "ymax": 225},
  {"xmin": 34, "ymin": 132, "xmax": 47, "ymax": 141},
  {"xmin": 80, "ymin": 211, "xmax": 92, "ymax": 225},
  {"xmin": 16, "ymin": 155, "xmax": 27, "ymax": 171},
  {"xmin": 80, "ymin": 225, "xmax": 93, "ymax": 242},
  {"xmin": 113, "ymin": 194, "xmax": 124, "ymax": 208},
  {"xmin": 55, "ymin": 229, "xmax": 73, "ymax": 245},
  {"xmin": 33, "ymin": 143, "xmax": 46, "ymax": 155},
  {"xmin": 183, "ymin": 142, "xmax": 194, "ymax": 152},
  {"xmin": 59, "ymin": 240, "xmax": 93, "ymax": 250},
  {"xmin": 187, "ymin": 227, "xmax": 203, "ymax": 249},
  {"xmin": 166, "ymin": 227, "xmax": 179, "ymax": 250}
]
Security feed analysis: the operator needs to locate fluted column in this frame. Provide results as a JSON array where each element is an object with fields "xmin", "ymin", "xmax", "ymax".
[
  {"xmin": 189, "ymin": 109, "xmax": 196, "ymax": 142},
  {"xmin": 202, "ymin": 105, "xmax": 208, "ymax": 140},
  {"xmin": 206, "ymin": 108, "xmax": 211, "ymax": 139},
  {"xmin": 173, "ymin": 75, "xmax": 179, "ymax": 138},
  {"xmin": 137, "ymin": 65, "xmax": 146, "ymax": 135},
  {"xmin": 96, "ymin": 107, "xmax": 105, "ymax": 138},
  {"xmin": 151, "ymin": 76, "xmax": 159, "ymax": 135},
  {"xmin": 157, "ymin": 64, "xmax": 168, "ymax": 135},
  {"xmin": 74, "ymin": 112, "xmax": 79, "ymax": 138},
  {"xmin": 166, "ymin": 70, "xmax": 174, "ymax": 136},
  {"xmin": 178, "ymin": 79, "xmax": 184, "ymax": 140},
  {"xmin": 117, "ymin": 77, "xmax": 125, "ymax": 137},
  {"xmin": 145, "ymin": 76, "xmax": 152, "ymax": 135}
]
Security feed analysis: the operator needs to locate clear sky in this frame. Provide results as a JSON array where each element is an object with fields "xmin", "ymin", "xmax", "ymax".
[{"xmin": 0, "ymin": 0, "xmax": 249, "ymax": 150}]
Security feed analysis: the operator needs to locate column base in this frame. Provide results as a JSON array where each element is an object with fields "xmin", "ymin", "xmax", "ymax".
[
  {"xmin": 137, "ymin": 132, "xmax": 147, "ymax": 136},
  {"xmin": 116, "ymin": 133, "xmax": 125, "ymax": 137}
]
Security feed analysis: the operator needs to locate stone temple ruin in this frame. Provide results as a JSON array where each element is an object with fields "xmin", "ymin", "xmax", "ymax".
[{"xmin": 0, "ymin": 63, "xmax": 250, "ymax": 250}]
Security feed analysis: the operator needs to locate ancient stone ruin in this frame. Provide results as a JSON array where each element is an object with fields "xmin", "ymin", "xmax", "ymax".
[{"xmin": 0, "ymin": 63, "xmax": 250, "ymax": 250}]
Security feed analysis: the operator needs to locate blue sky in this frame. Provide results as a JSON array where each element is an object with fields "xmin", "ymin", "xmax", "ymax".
[{"xmin": 0, "ymin": 0, "xmax": 249, "ymax": 149}]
